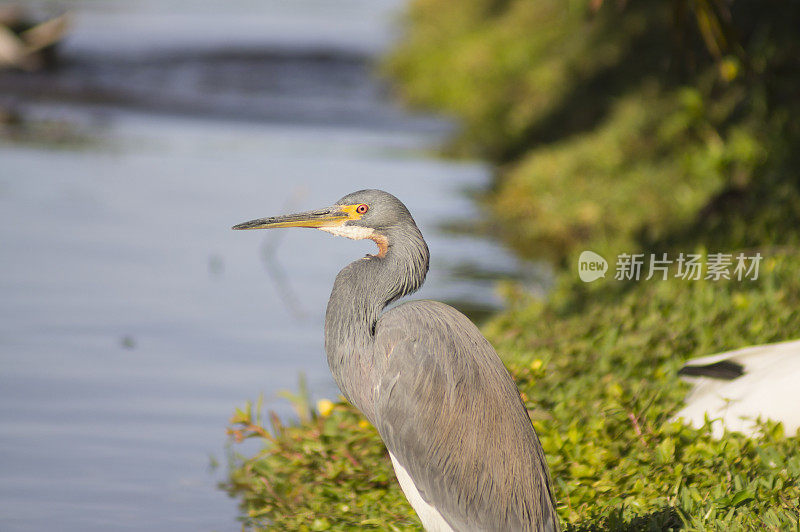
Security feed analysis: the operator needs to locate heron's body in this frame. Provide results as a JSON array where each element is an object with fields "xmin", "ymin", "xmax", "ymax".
[{"xmin": 234, "ymin": 189, "xmax": 560, "ymax": 531}]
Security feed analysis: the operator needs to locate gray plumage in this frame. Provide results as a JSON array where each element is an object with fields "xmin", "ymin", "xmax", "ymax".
[{"xmin": 234, "ymin": 189, "xmax": 560, "ymax": 531}]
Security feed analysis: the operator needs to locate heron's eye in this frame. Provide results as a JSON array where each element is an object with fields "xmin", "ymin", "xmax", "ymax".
[{"xmin": 356, "ymin": 204, "xmax": 369, "ymax": 215}]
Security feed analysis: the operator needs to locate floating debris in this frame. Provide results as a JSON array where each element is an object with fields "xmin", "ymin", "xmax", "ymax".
[
  {"xmin": 0, "ymin": 5, "xmax": 68, "ymax": 71},
  {"xmin": 120, "ymin": 335, "xmax": 137, "ymax": 350}
]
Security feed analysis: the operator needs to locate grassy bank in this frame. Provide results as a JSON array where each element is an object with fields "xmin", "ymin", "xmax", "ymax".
[
  {"xmin": 226, "ymin": 251, "xmax": 800, "ymax": 529},
  {"xmin": 225, "ymin": 0, "xmax": 800, "ymax": 529}
]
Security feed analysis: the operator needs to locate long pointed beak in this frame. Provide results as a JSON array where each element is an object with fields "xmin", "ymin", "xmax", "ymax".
[{"xmin": 232, "ymin": 206, "xmax": 349, "ymax": 230}]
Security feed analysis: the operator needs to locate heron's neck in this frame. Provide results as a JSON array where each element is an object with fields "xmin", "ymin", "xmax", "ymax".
[{"xmin": 324, "ymin": 224, "xmax": 429, "ymax": 420}]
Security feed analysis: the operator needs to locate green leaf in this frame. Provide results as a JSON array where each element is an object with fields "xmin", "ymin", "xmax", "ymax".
[
  {"xmin": 655, "ymin": 437, "xmax": 675, "ymax": 464},
  {"xmin": 730, "ymin": 490, "xmax": 755, "ymax": 508}
]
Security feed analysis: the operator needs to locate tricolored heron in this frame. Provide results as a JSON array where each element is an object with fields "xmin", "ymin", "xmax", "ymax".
[{"xmin": 233, "ymin": 189, "xmax": 560, "ymax": 531}]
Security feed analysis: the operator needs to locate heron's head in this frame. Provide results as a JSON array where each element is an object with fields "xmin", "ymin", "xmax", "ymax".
[{"xmin": 232, "ymin": 189, "xmax": 417, "ymax": 258}]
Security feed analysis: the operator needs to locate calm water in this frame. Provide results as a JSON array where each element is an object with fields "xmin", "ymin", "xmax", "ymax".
[{"xmin": 0, "ymin": 2, "xmax": 532, "ymax": 530}]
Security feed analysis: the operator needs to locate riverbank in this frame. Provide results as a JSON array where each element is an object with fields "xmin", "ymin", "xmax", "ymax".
[{"xmin": 226, "ymin": 0, "xmax": 800, "ymax": 529}]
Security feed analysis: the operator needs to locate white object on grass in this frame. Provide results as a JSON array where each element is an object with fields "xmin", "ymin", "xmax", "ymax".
[{"xmin": 674, "ymin": 339, "xmax": 800, "ymax": 438}]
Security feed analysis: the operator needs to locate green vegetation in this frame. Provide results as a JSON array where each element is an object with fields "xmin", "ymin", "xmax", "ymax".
[
  {"xmin": 226, "ymin": 253, "xmax": 800, "ymax": 530},
  {"xmin": 388, "ymin": 0, "xmax": 800, "ymax": 265},
  {"xmin": 225, "ymin": 390, "xmax": 418, "ymax": 530},
  {"xmin": 226, "ymin": 0, "xmax": 800, "ymax": 529}
]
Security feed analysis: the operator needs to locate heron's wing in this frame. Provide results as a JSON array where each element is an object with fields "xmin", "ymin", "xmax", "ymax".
[{"xmin": 373, "ymin": 300, "xmax": 559, "ymax": 532}]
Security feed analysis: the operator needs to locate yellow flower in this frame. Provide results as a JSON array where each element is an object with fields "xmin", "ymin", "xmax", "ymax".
[
  {"xmin": 317, "ymin": 399, "xmax": 335, "ymax": 417},
  {"xmin": 358, "ymin": 419, "xmax": 371, "ymax": 429},
  {"xmin": 719, "ymin": 56, "xmax": 740, "ymax": 82}
]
